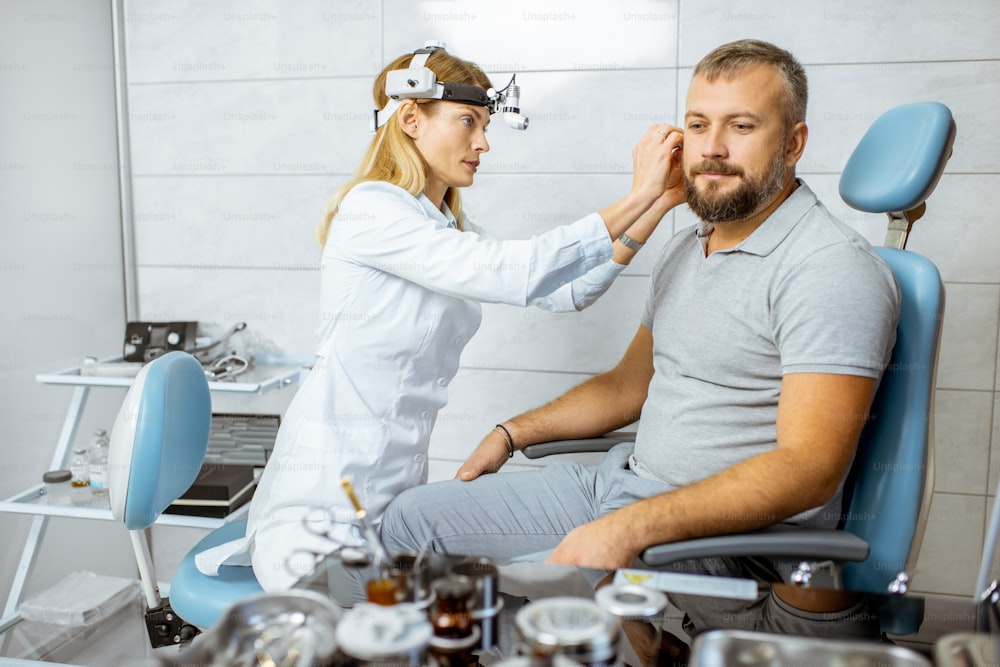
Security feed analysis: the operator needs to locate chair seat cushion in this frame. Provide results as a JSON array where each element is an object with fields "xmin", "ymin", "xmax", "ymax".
[{"xmin": 169, "ymin": 519, "xmax": 263, "ymax": 630}]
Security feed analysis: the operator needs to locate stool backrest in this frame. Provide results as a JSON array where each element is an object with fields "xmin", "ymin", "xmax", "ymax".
[{"xmin": 109, "ymin": 351, "xmax": 211, "ymax": 530}]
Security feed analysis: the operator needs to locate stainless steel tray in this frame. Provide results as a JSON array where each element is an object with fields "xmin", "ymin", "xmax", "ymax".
[
  {"xmin": 934, "ymin": 632, "xmax": 1000, "ymax": 666},
  {"xmin": 690, "ymin": 628, "xmax": 931, "ymax": 666}
]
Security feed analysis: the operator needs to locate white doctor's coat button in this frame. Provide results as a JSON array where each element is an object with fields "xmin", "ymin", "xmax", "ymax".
[
  {"xmin": 436, "ymin": 378, "xmax": 448, "ymax": 387},
  {"xmin": 420, "ymin": 410, "xmax": 431, "ymax": 419},
  {"xmin": 412, "ymin": 453, "xmax": 425, "ymax": 463}
]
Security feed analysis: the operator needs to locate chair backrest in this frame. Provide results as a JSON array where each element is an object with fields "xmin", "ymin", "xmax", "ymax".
[
  {"xmin": 109, "ymin": 351, "xmax": 211, "ymax": 530},
  {"xmin": 836, "ymin": 101, "xmax": 952, "ymax": 594},
  {"xmin": 840, "ymin": 248, "xmax": 943, "ymax": 593}
]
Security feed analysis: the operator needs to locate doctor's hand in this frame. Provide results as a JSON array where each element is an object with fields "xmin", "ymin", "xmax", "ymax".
[
  {"xmin": 630, "ymin": 124, "xmax": 685, "ymax": 203},
  {"xmin": 640, "ymin": 126, "xmax": 685, "ymax": 218},
  {"xmin": 612, "ymin": 127, "xmax": 685, "ymax": 265},
  {"xmin": 545, "ymin": 512, "xmax": 643, "ymax": 570},
  {"xmin": 456, "ymin": 429, "xmax": 512, "ymax": 481},
  {"xmin": 661, "ymin": 127, "xmax": 685, "ymax": 206}
]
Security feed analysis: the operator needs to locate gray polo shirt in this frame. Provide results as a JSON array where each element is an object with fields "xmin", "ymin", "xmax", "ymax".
[{"xmin": 632, "ymin": 181, "xmax": 900, "ymax": 528}]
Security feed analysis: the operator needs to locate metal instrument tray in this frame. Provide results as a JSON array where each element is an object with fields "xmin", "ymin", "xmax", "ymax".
[{"xmin": 690, "ymin": 628, "xmax": 931, "ymax": 666}]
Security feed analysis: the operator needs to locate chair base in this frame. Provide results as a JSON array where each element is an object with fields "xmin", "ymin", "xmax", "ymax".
[{"xmin": 144, "ymin": 597, "xmax": 200, "ymax": 648}]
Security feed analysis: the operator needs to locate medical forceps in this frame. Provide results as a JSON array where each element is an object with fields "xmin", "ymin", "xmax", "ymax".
[{"xmin": 204, "ymin": 353, "xmax": 250, "ymax": 381}]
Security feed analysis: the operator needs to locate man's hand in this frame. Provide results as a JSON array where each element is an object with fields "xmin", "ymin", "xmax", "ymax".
[
  {"xmin": 455, "ymin": 430, "xmax": 511, "ymax": 481},
  {"xmin": 546, "ymin": 373, "xmax": 878, "ymax": 568},
  {"xmin": 545, "ymin": 512, "xmax": 642, "ymax": 570}
]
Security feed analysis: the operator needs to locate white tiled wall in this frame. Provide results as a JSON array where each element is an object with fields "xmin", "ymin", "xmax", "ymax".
[{"xmin": 122, "ymin": 0, "xmax": 1000, "ymax": 598}]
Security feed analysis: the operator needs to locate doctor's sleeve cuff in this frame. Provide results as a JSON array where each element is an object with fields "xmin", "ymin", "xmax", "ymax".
[
  {"xmin": 528, "ymin": 258, "xmax": 626, "ymax": 312},
  {"xmin": 570, "ymin": 259, "xmax": 627, "ymax": 310}
]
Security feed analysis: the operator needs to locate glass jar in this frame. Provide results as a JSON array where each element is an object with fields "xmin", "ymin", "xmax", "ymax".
[
  {"xmin": 42, "ymin": 469, "xmax": 72, "ymax": 506},
  {"xmin": 336, "ymin": 602, "xmax": 432, "ymax": 666},
  {"xmin": 515, "ymin": 596, "xmax": 620, "ymax": 667}
]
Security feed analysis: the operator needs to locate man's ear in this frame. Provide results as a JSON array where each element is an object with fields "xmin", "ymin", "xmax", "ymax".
[
  {"xmin": 785, "ymin": 121, "xmax": 808, "ymax": 167},
  {"xmin": 397, "ymin": 100, "xmax": 421, "ymax": 140}
]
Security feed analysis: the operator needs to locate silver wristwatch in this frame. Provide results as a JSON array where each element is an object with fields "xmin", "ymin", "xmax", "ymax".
[{"xmin": 617, "ymin": 232, "xmax": 644, "ymax": 252}]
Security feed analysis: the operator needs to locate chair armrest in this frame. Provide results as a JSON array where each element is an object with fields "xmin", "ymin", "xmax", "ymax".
[
  {"xmin": 520, "ymin": 431, "xmax": 636, "ymax": 460},
  {"xmin": 640, "ymin": 525, "xmax": 871, "ymax": 567}
]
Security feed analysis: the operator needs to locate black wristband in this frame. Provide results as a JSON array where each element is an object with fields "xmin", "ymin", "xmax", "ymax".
[{"xmin": 494, "ymin": 424, "xmax": 515, "ymax": 458}]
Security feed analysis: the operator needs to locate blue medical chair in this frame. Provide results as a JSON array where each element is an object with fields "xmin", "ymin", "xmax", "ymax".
[
  {"xmin": 523, "ymin": 102, "xmax": 955, "ymax": 630},
  {"xmin": 108, "ymin": 351, "xmax": 263, "ymax": 647}
]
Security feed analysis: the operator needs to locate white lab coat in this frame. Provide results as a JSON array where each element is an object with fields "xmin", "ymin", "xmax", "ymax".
[{"xmin": 203, "ymin": 181, "xmax": 625, "ymax": 590}]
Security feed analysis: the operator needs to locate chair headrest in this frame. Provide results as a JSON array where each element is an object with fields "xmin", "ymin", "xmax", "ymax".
[{"xmin": 839, "ymin": 102, "xmax": 955, "ymax": 214}]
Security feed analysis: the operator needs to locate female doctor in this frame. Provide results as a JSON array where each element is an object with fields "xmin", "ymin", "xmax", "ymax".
[{"xmin": 240, "ymin": 45, "xmax": 685, "ymax": 591}]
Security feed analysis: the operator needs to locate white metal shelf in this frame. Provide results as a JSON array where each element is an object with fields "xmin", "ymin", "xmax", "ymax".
[
  {"xmin": 0, "ymin": 357, "xmax": 302, "ymax": 523},
  {"xmin": 36, "ymin": 356, "xmax": 302, "ymax": 394},
  {"xmin": 0, "ymin": 354, "xmax": 302, "ymax": 633},
  {"xmin": 0, "ymin": 484, "xmax": 247, "ymax": 530}
]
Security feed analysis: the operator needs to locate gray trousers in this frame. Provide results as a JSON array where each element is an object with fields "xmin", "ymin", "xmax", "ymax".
[
  {"xmin": 381, "ymin": 443, "xmax": 671, "ymax": 563},
  {"xmin": 327, "ymin": 443, "xmax": 665, "ymax": 605},
  {"xmin": 330, "ymin": 443, "xmax": 880, "ymax": 642}
]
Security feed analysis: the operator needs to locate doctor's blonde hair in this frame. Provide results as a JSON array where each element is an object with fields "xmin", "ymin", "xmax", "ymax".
[{"xmin": 316, "ymin": 49, "xmax": 493, "ymax": 247}]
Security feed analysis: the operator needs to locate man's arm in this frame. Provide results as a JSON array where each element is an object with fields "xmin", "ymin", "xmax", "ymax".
[
  {"xmin": 545, "ymin": 371, "xmax": 877, "ymax": 568},
  {"xmin": 456, "ymin": 324, "xmax": 655, "ymax": 481}
]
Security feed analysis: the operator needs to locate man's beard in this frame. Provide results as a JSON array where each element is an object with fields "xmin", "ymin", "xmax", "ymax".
[{"xmin": 684, "ymin": 151, "xmax": 787, "ymax": 224}]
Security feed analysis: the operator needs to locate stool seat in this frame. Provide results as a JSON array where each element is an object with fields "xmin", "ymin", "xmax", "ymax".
[{"xmin": 169, "ymin": 519, "xmax": 263, "ymax": 630}]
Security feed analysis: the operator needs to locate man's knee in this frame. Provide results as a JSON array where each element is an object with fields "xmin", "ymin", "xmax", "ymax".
[{"xmin": 380, "ymin": 482, "xmax": 437, "ymax": 554}]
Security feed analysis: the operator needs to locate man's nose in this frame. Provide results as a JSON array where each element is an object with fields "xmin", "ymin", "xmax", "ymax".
[{"xmin": 701, "ymin": 127, "xmax": 728, "ymax": 159}]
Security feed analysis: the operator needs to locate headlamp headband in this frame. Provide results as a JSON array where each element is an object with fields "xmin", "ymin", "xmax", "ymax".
[{"xmin": 371, "ymin": 43, "xmax": 527, "ymax": 132}]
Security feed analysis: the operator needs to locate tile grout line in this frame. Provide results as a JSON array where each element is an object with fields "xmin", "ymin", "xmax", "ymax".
[{"xmin": 982, "ymin": 288, "xmax": 1000, "ymax": 580}]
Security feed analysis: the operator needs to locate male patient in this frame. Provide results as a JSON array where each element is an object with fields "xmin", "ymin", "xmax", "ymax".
[{"xmin": 379, "ymin": 38, "xmax": 900, "ymax": 617}]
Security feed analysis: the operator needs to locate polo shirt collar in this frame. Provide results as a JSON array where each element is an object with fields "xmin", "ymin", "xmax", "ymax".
[{"xmin": 696, "ymin": 180, "xmax": 818, "ymax": 257}]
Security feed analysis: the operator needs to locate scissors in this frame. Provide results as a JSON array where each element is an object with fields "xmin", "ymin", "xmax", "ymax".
[{"xmin": 283, "ymin": 505, "xmax": 372, "ymax": 580}]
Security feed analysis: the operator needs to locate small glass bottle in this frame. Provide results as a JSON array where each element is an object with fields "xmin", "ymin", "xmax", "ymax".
[
  {"xmin": 69, "ymin": 446, "xmax": 90, "ymax": 505},
  {"xmin": 88, "ymin": 428, "xmax": 109, "ymax": 497},
  {"xmin": 70, "ymin": 447, "xmax": 90, "ymax": 488},
  {"xmin": 429, "ymin": 576, "xmax": 479, "ymax": 667}
]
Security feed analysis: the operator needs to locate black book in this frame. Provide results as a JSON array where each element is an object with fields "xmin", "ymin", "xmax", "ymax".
[{"xmin": 165, "ymin": 463, "xmax": 256, "ymax": 518}]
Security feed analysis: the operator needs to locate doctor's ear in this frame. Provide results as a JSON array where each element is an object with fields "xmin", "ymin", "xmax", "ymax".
[{"xmin": 397, "ymin": 100, "xmax": 422, "ymax": 140}]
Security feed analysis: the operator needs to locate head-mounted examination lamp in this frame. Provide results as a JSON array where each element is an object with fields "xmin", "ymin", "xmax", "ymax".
[{"xmin": 372, "ymin": 41, "xmax": 528, "ymax": 132}]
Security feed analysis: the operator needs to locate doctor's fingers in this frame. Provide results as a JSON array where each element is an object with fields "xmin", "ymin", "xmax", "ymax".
[
  {"xmin": 662, "ymin": 128, "xmax": 684, "ymax": 154},
  {"xmin": 635, "ymin": 124, "xmax": 683, "ymax": 164},
  {"xmin": 632, "ymin": 136, "xmax": 681, "ymax": 192}
]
